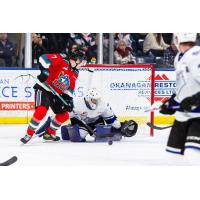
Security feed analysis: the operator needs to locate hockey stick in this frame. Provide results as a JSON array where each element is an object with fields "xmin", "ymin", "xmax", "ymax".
[
  {"xmin": 0, "ymin": 156, "xmax": 18, "ymax": 166},
  {"xmin": 145, "ymin": 105, "xmax": 180, "ymax": 112},
  {"xmin": 146, "ymin": 122, "xmax": 172, "ymax": 130}
]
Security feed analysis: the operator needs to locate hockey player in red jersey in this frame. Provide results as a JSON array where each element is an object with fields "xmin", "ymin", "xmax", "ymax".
[{"xmin": 20, "ymin": 48, "xmax": 87, "ymax": 144}]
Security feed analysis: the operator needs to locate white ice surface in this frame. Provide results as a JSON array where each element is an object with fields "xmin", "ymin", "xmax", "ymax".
[{"xmin": 0, "ymin": 124, "xmax": 198, "ymax": 166}]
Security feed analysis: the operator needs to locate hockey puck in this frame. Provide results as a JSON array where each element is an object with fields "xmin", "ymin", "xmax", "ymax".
[{"xmin": 108, "ymin": 140, "xmax": 113, "ymax": 145}]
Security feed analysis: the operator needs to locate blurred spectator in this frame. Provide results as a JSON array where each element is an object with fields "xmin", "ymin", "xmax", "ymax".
[
  {"xmin": 39, "ymin": 33, "xmax": 69, "ymax": 53},
  {"xmin": 163, "ymin": 39, "xmax": 178, "ymax": 68},
  {"xmin": 162, "ymin": 33, "xmax": 173, "ymax": 45},
  {"xmin": 114, "ymin": 40, "xmax": 136, "ymax": 64},
  {"xmin": 103, "ymin": 33, "xmax": 109, "ymax": 63},
  {"xmin": 196, "ymin": 33, "xmax": 200, "ymax": 46},
  {"xmin": 114, "ymin": 33, "xmax": 133, "ymax": 49},
  {"xmin": 143, "ymin": 33, "xmax": 170, "ymax": 57},
  {"xmin": 32, "ymin": 33, "xmax": 47, "ymax": 68},
  {"xmin": 114, "ymin": 33, "xmax": 146, "ymax": 56},
  {"xmin": 67, "ymin": 33, "xmax": 96, "ymax": 54},
  {"xmin": 0, "ymin": 33, "xmax": 16, "ymax": 67},
  {"xmin": 14, "ymin": 33, "xmax": 23, "ymax": 67},
  {"xmin": 86, "ymin": 35, "xmax": 98, "ymax": 63},
  {"xmin": 129, "ymin": 33, "xmax": 147, "ymax": 56}
]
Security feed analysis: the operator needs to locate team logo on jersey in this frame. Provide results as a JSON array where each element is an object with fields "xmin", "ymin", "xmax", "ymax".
[
  {"xmin": 52, "ymin": 71, "xmax": 70, "ymax": 92},
  {"xmin": 192, "ymin": 50, "xmax": 200, "ymax": 56},
  {"xmin": 59, "ymin": 71, "xmax": 70, "ymax": 85}
]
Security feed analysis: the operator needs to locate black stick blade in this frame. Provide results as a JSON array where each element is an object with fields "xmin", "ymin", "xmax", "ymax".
[{"xmin": 0, "ymin": 156, "xmax": 18, "ymax": 166}]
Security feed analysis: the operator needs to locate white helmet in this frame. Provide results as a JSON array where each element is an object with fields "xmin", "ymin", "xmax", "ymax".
[
  {"xmin": 174, "ymin": 33, "xmax": 197, "ymax": 44},
  {"xmin": 85, "ymin": 88, "xmax": 101, "ymax": 110}
]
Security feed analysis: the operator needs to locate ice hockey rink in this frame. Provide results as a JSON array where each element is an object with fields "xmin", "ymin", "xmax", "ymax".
[{"xmin": 1, "ymin": 124, "xmax": 198, "ymax": 166}]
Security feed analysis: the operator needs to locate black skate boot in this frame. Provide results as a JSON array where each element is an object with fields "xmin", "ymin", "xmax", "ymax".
[
  {"xmin": 43, "ymin": 131, "xmax": 60, "ymax": 142},
  {"xmin": 20, "ymin": 134, "xmax": 32, "ymax": 144}
]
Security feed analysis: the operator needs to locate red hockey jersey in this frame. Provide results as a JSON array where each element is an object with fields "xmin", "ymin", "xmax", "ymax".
[{"xmin": 39, "ymin": 53, "xmax": 78, "ymax": 97}]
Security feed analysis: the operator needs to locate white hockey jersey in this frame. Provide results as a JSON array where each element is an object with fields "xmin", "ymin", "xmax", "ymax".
[
  {"xmin": 70, "ymin": 97, "xmax": 121, "ymax": 128},
  {"xmin": 174, "ymin": 46, "xmax": 200, "ymax": 121},
  {"xmin": 174, "ymin": 46, "xmax": 200, "ymax": 102}
]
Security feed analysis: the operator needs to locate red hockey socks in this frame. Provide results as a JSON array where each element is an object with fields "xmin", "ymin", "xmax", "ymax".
[
  {"xmin": 47, "ymin": 112, "xmax": 69, "ymax": 135},
  {"xmin": 27, "ymin": 106, "xmax": 48, "ymax": 136}
]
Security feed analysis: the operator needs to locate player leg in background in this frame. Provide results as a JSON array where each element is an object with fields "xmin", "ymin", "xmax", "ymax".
[
  {"xmin": 20, "ymin": 86, "xmax": 50, "ymax": 144},
  {"xmin": 165, "ymin": 119, "xmax": 190, "ymax": 165},
  {"xmin": 166, "ymin": 120, "xmax": 189, "ymax": 154},
  {"xmin": 184, "ymin": 118, "xmax": 200, "ymax": 165}
]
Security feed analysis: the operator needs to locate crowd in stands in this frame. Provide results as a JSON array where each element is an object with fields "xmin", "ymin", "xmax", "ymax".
[
  {"xmin": 1, "ymin": 33, "xmax": 197, "ymax": 68},
  {"xmin": 0, "ymin": 33, "xmax": 16, "ymax": 67},
  {"xmin": 114, "ymin": 39, "xmax": 136, "ymax": 64}
]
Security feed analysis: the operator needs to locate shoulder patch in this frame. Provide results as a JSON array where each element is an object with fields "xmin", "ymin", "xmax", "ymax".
[{"xmin": 192, "ymin": 50, "xmax": 200, "ymax": 56}]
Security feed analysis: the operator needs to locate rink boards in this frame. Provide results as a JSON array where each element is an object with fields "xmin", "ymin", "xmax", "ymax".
[{"xmin": 0, "ymin": 67, "xmax": 176, "ymax": 125}]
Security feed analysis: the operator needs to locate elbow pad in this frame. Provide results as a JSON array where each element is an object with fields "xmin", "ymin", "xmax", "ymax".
[{"xmin": 37, "ymin": 69, "xmax": 49, "ymax": 82}]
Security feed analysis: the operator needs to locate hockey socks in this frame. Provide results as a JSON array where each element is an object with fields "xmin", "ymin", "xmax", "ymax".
[
  {"xmin": 21, "ymin": 106, "xmax": 48, "ymax": 144},
  {"xmin": 27, "ymin": 106, "xmax": 48, "ymax": 136},
  {"xmin": 46, "ymin": 118, "xmax": 63, "ymax": 135}
]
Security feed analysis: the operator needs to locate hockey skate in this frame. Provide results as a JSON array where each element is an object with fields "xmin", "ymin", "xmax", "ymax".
[
  {"xmin": 20, "ymin": 134, "xmax": 32, "ymax": 144},
  {"xmin": 43, "ymin": 131, "xmax": 60, "ymax": 142}
]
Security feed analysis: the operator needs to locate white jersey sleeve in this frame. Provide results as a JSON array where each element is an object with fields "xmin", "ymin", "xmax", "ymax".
[
  {"xmin": 100, "ymin": 102, "xmax": 121, "ymax": 129},
  {"xmin": 174, "ymin": 46, "xmax": 200, "ymax": 102},
  {"xmin": 187, "ymin": 51, "xmax": 200, "ymax": 84},
  {"xmin": 69, "ymin": 97, "xmax": 120, "ymax": 128}
]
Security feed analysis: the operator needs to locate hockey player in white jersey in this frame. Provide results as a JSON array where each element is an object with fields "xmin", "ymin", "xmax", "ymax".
[
  {"xmin": 36, "ymin": 88, "xmax": 138, "ymax": 142},
  {"xmin": 159, "ymin": 33, "xmax": 200, "ymax": 163}
]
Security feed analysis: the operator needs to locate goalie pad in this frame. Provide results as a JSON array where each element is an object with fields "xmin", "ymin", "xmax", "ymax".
[
  {"xmin": 61, "ymin": 125, "xmax": 86, "ymax": 142},
  {"xmin": 61, "ymin": 126, "xmax": 70, "ymax": 140},
  {"xmin": 121, "ymin": 120, "xmax": 138, "ymax": 137},
  {"xmin": 95, "ymin": 125, "xmax": 122, "ymax": 142}
]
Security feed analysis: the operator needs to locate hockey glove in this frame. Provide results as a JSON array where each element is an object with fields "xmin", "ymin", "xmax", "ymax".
[
  {"xmin": 37, "ymin": 69, "xmax": 49, "ymax": 82},
  {"xmin": 52, "ymin": 95, "xmax": 74, "ymax": 114},
  {"xmin": 121, "ymin": 120, "xmax": 138, "ymax": 137},
  {"xmin": 160, "ymin": 94, "xmax": 177, "ymax": 115},
  {"xmin": 61, "ymin": 93, "xmax": 74, "ymax": 112},
  {"xmin": 37, "ymin": 63, "xmax": 49, "ymax": 82},
  {"xmin": 180, "ymin": 92, "xmax": 200, "ymax": 112}
]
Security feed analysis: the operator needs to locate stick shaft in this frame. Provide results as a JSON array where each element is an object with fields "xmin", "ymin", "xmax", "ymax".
[{"xmin": 147, "ymin": 122, "xmax": 172, "ymax": 130}]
